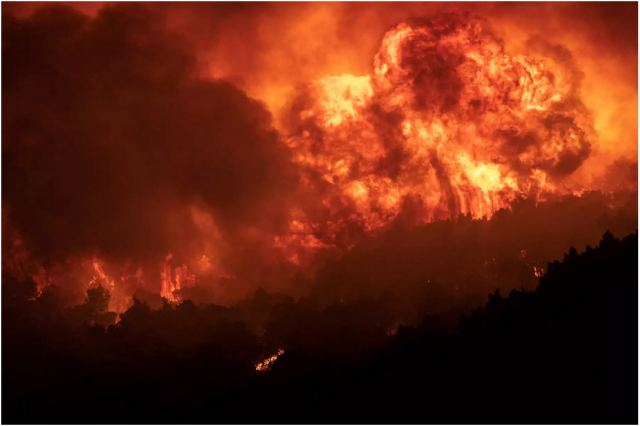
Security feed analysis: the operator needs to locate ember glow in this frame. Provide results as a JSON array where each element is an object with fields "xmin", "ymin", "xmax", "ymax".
[
  {"xmin": 255, "ymin": 348, "xmax": 285, "ymax": 372},
  {"xmin": 2, "ymin": 3, "xmax": 637, "ymax": 312}
]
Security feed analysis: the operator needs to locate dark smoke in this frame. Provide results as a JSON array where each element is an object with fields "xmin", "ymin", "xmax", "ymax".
[{"xmin": 3, "ymin": 4, "xmax": 299, "ymax": 297}]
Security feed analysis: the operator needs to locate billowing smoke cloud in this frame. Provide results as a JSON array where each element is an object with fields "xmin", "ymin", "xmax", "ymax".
[
  {"xmin": 2, "ymin": 4, "xmax": 637, "ymax": 311},
  {"xmin": 3, "ymin": 4, "xmax": 300, "ymax": 304}
]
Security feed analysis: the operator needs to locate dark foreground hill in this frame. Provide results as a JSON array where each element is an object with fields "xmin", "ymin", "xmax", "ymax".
[{"xmin": 3, "ymin": 231, "xmax": 637, "ymax": 423}]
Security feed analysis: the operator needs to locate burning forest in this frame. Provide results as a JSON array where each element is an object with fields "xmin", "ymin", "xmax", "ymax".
[{"xmin": 2, "ymin": 2, "xmax": 638, "ymax": 424}]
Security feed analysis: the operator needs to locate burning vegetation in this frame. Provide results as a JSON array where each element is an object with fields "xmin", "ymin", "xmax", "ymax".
[
  {"xmin": 255, "ymin": 348, "xmax": 285, "ymax": 372},
  {"xmin": 1, "ymin": 3, "xmax": 638, "ymax": 422},
  {"xmin": 278, "ymin": 14, "xmax": 594, "ymax": 259},
  {"xmin": 3, "ymin": 5, "xmax": 636, "ymax": 311}
]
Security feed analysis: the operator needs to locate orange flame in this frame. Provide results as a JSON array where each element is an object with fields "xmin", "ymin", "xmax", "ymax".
[
  {"xmin": 276, "ymin": 15, "xmax": 594, "ymax": 261},
  {"xmin": 160, "ymin": 253, "xmax": 196, "ymax": 303}
]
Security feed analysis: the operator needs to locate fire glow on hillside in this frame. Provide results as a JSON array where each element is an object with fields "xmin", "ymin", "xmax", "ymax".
[{"xmin": 3, "ymin": 3, "xmax": 637, "ymax": 313}]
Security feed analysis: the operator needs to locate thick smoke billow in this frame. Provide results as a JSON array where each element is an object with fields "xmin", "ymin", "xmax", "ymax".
[
  {"xmin": 3, "ymin": 5, "xmax": 300, "ymax": 306},
  {"xmin": 2, "ymin": 5, "xmax": 637, "ymax": 312}
]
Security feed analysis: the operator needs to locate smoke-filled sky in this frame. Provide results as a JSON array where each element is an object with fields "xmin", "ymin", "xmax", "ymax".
[{"xmin": 3, "ymin": 2, "xmax": 637, "ymax": 311}]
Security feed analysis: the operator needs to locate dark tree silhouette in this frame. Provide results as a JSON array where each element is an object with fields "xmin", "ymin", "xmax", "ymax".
[{"xmin": 2, "ymin": 232, "xmax": 637, "ymax": 423}]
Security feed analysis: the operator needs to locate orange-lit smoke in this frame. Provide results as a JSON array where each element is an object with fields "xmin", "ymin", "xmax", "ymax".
[
  {"xmin": 274, "ymin": 14, "xmax": 594, "ymax": 259},
  {"xmin": 2, "ymin": 4, "xmax": 637, "ymax": 313}
]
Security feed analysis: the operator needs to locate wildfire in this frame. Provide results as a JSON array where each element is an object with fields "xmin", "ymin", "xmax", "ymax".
[
  {"xmin": 533, "ymin": 265, "xmax": 545, "ymax": 278},
  {"xmin": 277, "ymin": 14, "xmax": 593, "ymax": 259},
  {"xmin": 314, "ymin": 75, "xmax": 373, "ymax": 127},
  {"xmin": 3, "ymin": 10, "xmax": 629, "ymax": 313},
  {"xmin": 160, "ymin": 253, "xmax": 196, "ymax": 303},
  {"xmin": 255, "ymin": 348, "xmax": 285, "ymax": 372},
  {"xmin": 90, "ymin": 258, "xmax": 116, "ymax": 293}
]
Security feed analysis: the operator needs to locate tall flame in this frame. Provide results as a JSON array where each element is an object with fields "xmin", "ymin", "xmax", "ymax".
[
  {"xmin": 277, "ymin": 14, "xmax": 593, "ymax": 259},
  {"xmin": 160, "ymin": 253, "xmax": 196, "ymax": 303}
]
